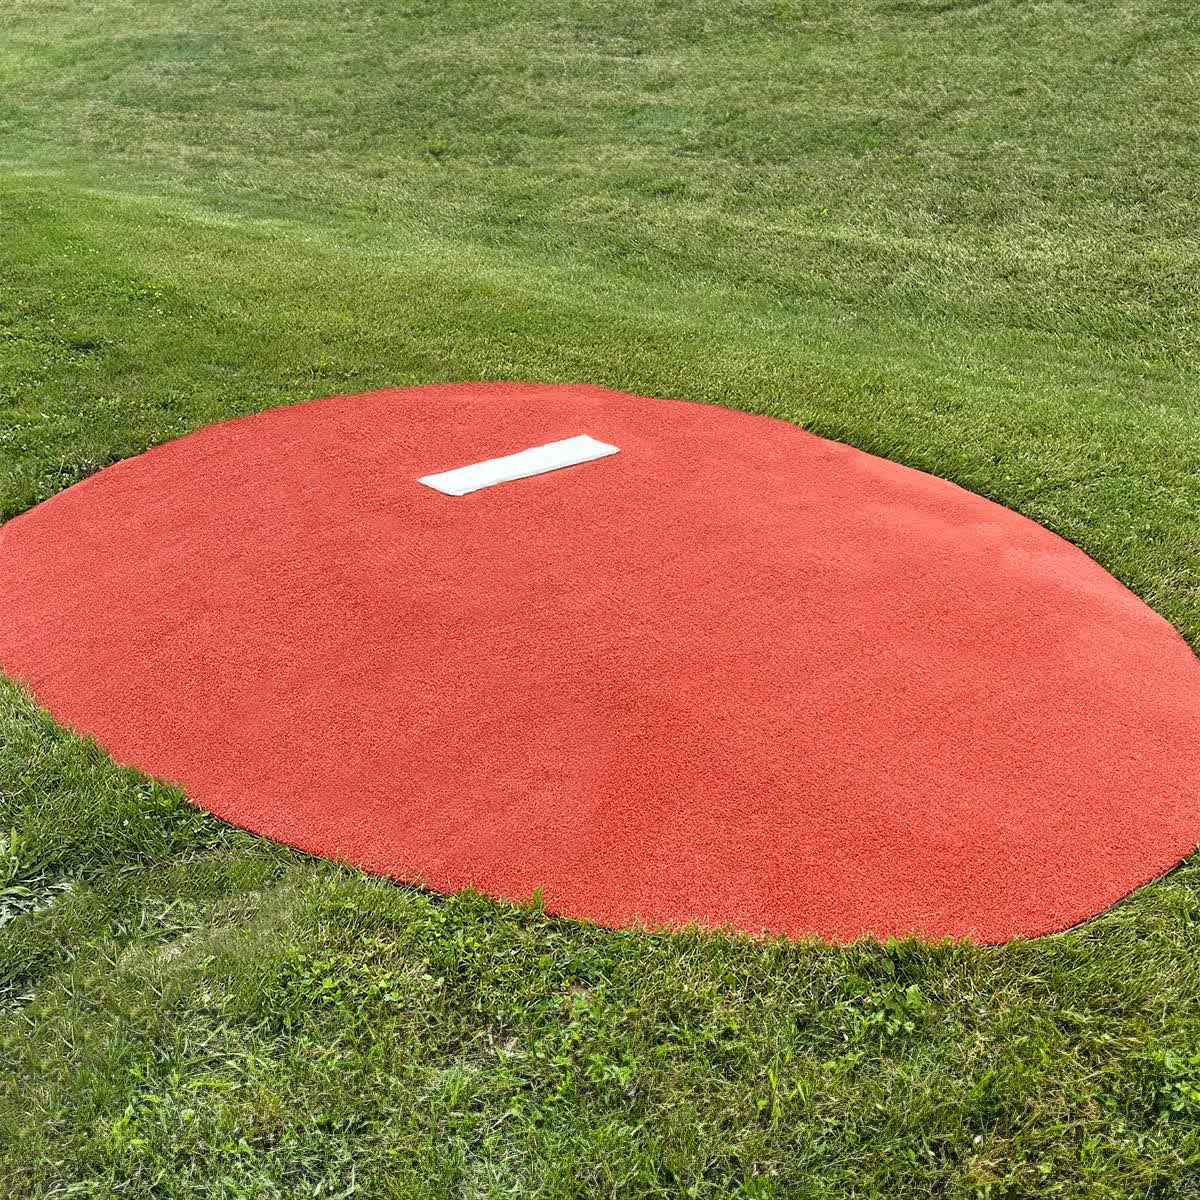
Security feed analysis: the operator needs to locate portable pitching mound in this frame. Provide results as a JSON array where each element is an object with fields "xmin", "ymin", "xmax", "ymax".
[{"xmin": 2, "ymin": 382, "xmax": 1197, "ymax": 942}]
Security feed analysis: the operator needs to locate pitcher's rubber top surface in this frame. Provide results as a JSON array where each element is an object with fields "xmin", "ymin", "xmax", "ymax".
[{"xmin": 2, "ymin": 382, "xmax": 1197, "ymax": 943}]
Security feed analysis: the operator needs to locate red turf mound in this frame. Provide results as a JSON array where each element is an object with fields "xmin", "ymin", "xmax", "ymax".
[{"xmin": 2, "ymin": 383, "xmax": 1197, "ymax": 942}]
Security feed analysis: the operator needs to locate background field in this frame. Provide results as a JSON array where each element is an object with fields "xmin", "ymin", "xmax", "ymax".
[{"xmin": 2, "ymin": 1, "xmax": 1199, "ymax": 1196}]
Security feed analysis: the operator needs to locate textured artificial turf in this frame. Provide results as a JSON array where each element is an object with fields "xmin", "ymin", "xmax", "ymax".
[
  {"xmin": 5, "ymin": 381, "xmax": 1200, "ymax": 948},
  {"xmin": 1, "ymin": 0, "xmax": 1199, "ymax": 1195}
]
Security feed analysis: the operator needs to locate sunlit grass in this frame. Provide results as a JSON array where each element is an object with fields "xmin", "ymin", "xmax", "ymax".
[{"xmin": 1, "ymin": 1, "xmax": 1199, "ymax": 1195}]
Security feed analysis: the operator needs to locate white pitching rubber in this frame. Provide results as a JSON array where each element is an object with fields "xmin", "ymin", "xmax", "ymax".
[{"xmin": 418, "ymin": 434, "xmax": 620, "ymax": 496}]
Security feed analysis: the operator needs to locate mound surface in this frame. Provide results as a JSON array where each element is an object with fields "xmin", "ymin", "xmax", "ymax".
[{"xmin": 2, "ymin": 382, "xmax": 1197, "ymax": 942}]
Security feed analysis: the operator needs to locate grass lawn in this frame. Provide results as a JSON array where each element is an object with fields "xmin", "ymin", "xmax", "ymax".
[{"xmin": 2, "ymin": 0, "xmax": 1199, "ymax": 1195}]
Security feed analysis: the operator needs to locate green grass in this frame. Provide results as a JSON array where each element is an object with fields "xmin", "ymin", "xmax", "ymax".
[{"xmin": 2, "ymin": 0, "xmax": 1199, "ymax": 1194}]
